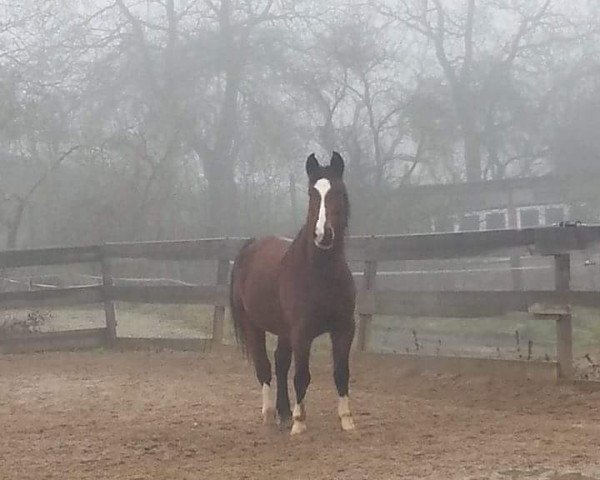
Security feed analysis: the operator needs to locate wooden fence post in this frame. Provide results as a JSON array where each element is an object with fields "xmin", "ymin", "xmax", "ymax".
[
  {"xmin": 554, "ymin": 253, "xmax": 573, "ymax": 380},
  {"xmin": 507, "ymin": 191, "xmax": 524, "ymax": 291},
  {"xmin": 212, "ymin": 259, "xmax": 230, "ymax": 347},
  {"xmin": 100, "ymin": 249, "xmax": 117, "ymax": 346},
  {"xmin": 357, "ymin": 257, "xmax": 377, "ymax": 352}
]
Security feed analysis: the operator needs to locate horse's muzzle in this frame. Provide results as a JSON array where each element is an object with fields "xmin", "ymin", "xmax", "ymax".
[{"xmin": 315, "ymin": 226, "xmax": 335, "ymax": 250}]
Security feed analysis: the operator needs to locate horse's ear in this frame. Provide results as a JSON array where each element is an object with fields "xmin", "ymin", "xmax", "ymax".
[
  {"xmin": 330, "ymin": 151, "xmax": 344, "ymax": 177},
  {"xmin": 306, "ymin": 153, "xmax": 320, "ymax": 177}
]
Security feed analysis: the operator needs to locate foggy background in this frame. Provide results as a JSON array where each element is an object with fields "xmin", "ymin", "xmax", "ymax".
[
  {"xmin": 1, "ymin": 0, "xmax": 600, "ymax": 250},
  {"xmin": 2, "ymin": 1, "xmax": 600, "ymax": 375}
]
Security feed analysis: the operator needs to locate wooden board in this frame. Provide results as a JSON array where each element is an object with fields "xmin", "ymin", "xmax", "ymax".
[
  {"xmin": 0, "ymin": 286, "xmax": 103, "ymax": 310},
  {"xmin": 348, "ymin": 226, "xmax": 600, "ymax": 262},
  {"xmin": 0, "ymin": 328, "xmax": 107, "ymax": 354},
  {"xmin": 102, "ymin": 239, "xmax": 246, "ymax": 261},
  {"xmin": 529, "ymin": 303, "xmax": 571, "ymax": 316},
  {"xmin": 2, "ymin": 225, "xmax": 600, "ymax": 267},
  {"xmin": 114, "ymin": 337, "xmax": 211, "ymax": 352},
  {"xmin": 0, "ymin": 245, "xmax": 100, "ymax": 268},
  {"xmin": 357, "ymin": 290, "xmax": 600, "ymax": 318},
  {"xmin": 106, "ymin": 285, "xmax": 228, "ymax": 306}
]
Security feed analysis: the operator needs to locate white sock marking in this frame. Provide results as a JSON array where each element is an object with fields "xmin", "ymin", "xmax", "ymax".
[
  {"xmin": 292, "ymin": 402, "xmax": 303, "ymax": 419},
  {"xmin": 338, "ymin": 395, "xmax": 350, "ymax": 417},
  {"xmin": 291, "ymin": 401, "xmax": 307, "ymax": 435},
  {"xmin": 338, "ymin": 395, "xmax": 355, "ymax": 431},
  {"xmin": 314, "ymin": 178, "xmax": 331, "ymax": 243},
  {"xmin": 262, "ymin": 384, "xmax": 275, "ymax": 424},
  {"xmin": 262, "ymin": 384, "xmax": 272, "ymax": 412}
]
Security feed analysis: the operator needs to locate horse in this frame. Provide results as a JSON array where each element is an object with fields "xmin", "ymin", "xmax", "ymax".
[{"xmin": 229, "ymin": 151, "xmax": 356, "ymax": 435}]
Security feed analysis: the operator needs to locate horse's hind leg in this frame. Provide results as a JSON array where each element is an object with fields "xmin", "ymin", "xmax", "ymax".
[
  {"xmin": 331, "ymin": 324, "xmax": 356, "ymax": 431},
  {"xmin": 274, "ymin": 336, "xmax": 292, "ymax": 427},
  {"xmin": 245, "ymin": 323, "xmax": 276, "ymax": 424}
]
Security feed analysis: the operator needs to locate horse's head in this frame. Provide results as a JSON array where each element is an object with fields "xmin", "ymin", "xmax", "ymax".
[{"xmin": 305, "ymin": 151, "xmax": 350, "ymax": 251}]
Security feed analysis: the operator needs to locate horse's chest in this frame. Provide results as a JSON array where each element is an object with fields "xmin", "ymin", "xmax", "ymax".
[
  {"xmin": 307, "ymin": 278, "xmax": 354, "ymax": 316},
  {"xmin": 280, "ymin": 264, "xmax": 355, "ymax": 323}
]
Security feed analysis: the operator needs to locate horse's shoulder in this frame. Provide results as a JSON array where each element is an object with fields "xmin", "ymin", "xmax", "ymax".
[
  {"xmin": 239, "ymin": 236, "xmax": 291, "ymax": 268},
  {"xmin": 252, "ymin": 235, "xmax": 293, "ymax": 251}
]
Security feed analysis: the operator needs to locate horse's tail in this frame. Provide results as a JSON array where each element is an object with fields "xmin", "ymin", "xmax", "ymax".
[{"xmin": 229, "ymin": 238, "xmax": 255, "ymax": 357}]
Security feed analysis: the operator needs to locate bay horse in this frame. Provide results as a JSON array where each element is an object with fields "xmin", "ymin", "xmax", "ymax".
[{"xmin": 230, "ymin": 152, "xmax": 356, "ymax": 435}]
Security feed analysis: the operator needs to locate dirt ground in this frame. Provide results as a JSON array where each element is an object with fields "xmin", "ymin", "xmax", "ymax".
[{"xmin": 1, "ymin": 349, "xmax": 600, "ymax": 480}]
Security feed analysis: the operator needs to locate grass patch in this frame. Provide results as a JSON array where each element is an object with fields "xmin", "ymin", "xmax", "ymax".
[
  {"xmin": 370, "ymin": 307, "xmax": 600, "ymax": 360},
  {"xmin": 114, "ymin": 303, "xmax": 214, "ymax": 333}
]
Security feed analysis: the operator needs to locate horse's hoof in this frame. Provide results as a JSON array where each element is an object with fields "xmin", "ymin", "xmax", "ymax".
[
  {"xmin": 290, "ymin": 420, "xmax": 307, "ymax": 435},
  {"xmin": 262, "ymin": 408, "xmax": 276, "ymax": 425},
  {"xmin": 340, "ymin": 416, "xmax": 356, "ymax": 431}
]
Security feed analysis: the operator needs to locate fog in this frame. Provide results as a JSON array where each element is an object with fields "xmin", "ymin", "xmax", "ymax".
[{"xmin": 1, "ymin": 0, "xmax": 600, "ymax": 249}]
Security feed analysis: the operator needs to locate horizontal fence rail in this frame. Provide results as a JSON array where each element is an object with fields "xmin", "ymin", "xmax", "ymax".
[
  {"xmin": 357, "ymin": 290, "xmax": 600, "ymax": 317},
  {"xmin": 2, "ymin": 225, "xmax": 600, "ymax": 380},
  {"xmin": 0, "ymin": 328, "xmax": 107, "ymax": 354},
  {"xmin": 0, "ymin": 245, "xmax": 101, "ymax": 268},
  {"xmin": 0, "ymin": 286, "xmax": 103, "ymax": 310},
  {"xmin": 2, "ymin": 225, "xmax": 600, "ymax": 269},
  {"xmin": 106, "ymin": 285, "xmax": 228, "ymax": 306},
  {"xmin": 102, "ymin": 238, "xmax": 247, "ymax": 261}
]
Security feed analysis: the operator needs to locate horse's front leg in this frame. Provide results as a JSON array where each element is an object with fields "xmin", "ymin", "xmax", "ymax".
[
  {"xmin": 331, "ymin": 322, "xmax": 356, "ymax": 431},
  {"xmin": 275, "ymin": 336, "xmax": 292, "ymax": 428},
  {"xmin": 290, "ymin": 337, "xmax": 312, "ymax": 435}
]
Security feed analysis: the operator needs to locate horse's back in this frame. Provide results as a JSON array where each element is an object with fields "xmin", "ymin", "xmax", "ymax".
[{"xmin": 231, "ymin": 236, "xmax": 292, "ymax": 335}]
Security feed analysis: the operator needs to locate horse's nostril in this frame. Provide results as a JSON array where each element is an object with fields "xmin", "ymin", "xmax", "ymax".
[{"xmin": 314, "ymin": 226, "xmax": 334, "ymax": 249}]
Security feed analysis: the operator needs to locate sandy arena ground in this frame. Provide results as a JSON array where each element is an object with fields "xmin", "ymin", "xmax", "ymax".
[{"xmin": 1, "ymin": 348, "xmax": 600, "ymax": 480}]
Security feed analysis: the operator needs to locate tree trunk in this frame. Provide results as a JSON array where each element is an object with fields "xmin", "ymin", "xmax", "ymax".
[
  {"xmin": 203, "ymin": 153, "xmax": 238, "ymax": 236},
  {"xmin": 463, "ymin": 122, "xmax": 482, "ymax": 182},
  {"xmin": 6, "ymin": 201, "xmax": 26, "ymax": 249},
  {"xmin": 199, "ymin": 0, "xmax": 241, "ymax": 237}
]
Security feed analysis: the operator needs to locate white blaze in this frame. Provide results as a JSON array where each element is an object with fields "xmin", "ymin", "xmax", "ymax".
[{"xmin": 314, "ymin": 178, "xmax": 331, "ymax": 241}]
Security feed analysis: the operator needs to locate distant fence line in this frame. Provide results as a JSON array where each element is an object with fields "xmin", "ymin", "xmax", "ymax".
[
  {"xmin": 0, "ymin": 263, "xmax": 556, "ymax": 289},
  {"xmin": 4, "ymin": 259, "xmax": 598, "ymax": 294},
  {"xmin": 2, "ymin": 225, "xmax": 600, "ymax": 381}
]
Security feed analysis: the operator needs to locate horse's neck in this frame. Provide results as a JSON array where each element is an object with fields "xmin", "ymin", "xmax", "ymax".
[{"xmin": 290, "ymin": 225, "xmax": 346, "ymax": 270}]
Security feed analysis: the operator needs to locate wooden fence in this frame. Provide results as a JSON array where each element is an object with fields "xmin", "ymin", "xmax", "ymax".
[{"xmin": 2, "ymin": 225, "xmax": 600, "ymax": 380}]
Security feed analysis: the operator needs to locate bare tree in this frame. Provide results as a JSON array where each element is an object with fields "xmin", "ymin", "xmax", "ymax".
[
  {"xmin": 380, "ymin": 0, "xmax": 582, "ymax": 181},
  {"xmin": 0, "ymin": 146, "xmax": 79, "ymax": 249}
]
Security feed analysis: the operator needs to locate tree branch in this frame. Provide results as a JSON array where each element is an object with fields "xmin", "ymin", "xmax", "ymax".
[
  {"xmin": 23, "ymin": 145, "xmax": 80, "ymax": 202},
  {"xmin": 460, "ymin": 0, "xmax": 475, "ymax": 84}
]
